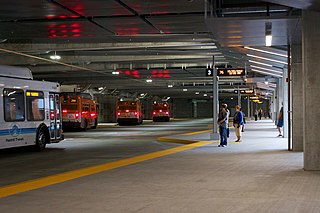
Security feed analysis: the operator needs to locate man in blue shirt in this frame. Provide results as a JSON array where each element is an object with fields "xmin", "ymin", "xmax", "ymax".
[
  {"xmin": 218, "ymin": 104, "xmax": 228, "ymax": 147},
  {"xmin": 233, "ymin": 105, "xmax": 244, "ymax": 142}
]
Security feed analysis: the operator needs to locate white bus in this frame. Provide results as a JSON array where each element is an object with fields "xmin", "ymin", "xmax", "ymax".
[{"xmin": 0, "ymin": 65, "xmax": 64, "ymax": 151}]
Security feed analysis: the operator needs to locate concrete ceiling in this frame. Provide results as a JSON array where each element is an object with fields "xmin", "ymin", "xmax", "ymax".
[{"xmin": 0, "ymin": 0, "xmax": 305, "ymax": 99}]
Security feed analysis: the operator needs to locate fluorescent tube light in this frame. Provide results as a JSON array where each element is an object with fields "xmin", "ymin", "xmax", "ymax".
[{"xmin": 265, "ymin": 35, "xmax": 272, "ymax": 47}]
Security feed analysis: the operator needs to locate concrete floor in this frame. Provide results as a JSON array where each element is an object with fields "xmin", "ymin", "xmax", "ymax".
[{"xmin": 1, "ymin": 119, "xmax": 320, "ymax": 212}]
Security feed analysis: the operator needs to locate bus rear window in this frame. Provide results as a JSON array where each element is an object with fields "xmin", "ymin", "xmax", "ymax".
[
  {"xmin": 118, "ymin": 106, "xmax": 136, "ymax": 110},
  {"xmin": 62, "ymin": 105, "xmax": 78, "ymax": 111}
]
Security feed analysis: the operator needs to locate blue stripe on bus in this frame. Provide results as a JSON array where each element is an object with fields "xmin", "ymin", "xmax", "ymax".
[{"xmin": 0, "ymin": 128, "xmax": 37, "ymax": 136}]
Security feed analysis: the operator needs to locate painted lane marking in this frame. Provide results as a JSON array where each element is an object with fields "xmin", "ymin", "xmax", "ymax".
[
  {"xmin": 0, "ymin": 141, "xmax": 211, "ymax": 199},
  {"xmin": 181, "ymin": 129, "xmax": 212, "ymax": 136}
]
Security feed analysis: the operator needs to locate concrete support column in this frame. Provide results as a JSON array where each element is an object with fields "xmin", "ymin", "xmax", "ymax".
[
  {"xmin": 276, "ymin": 78, "xmax": 283, "ymax": 126},
  {"xmin": 237, "ymin": 85, "xmax": 241, "ymax": 106},
  {"xmin": 282, "ymin": 68, "xmax": 289, "ymax": 138},
  {"xmin": 292, "ymin": 44, "xmax": 303, "ymax": 152},
  {"xmin": 193, "ymin": 101, "xmax": 198, "ymax": 118},
  {"xmin": 271, "ymin": 94, "xmax": 276, "ymax": 122},
  {"xmin": 247, "ymin": 97, "xmax": 251, "ymax": 120},
  {"xmin": 302, "ymin": 10, "xmax": 320, "ymax": 170}
]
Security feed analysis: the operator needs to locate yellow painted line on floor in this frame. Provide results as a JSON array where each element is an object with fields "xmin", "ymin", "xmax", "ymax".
[
  {"xmin": 0, "ymin": 141, "xmax": 211, "ymax": 199},
  {"xmin": 181, "ymin": 129, "xmax": 212, "ymax": 136},
  {"xmin": 157, "ymin": 137, "xmax": 197, "ymax": 144}
]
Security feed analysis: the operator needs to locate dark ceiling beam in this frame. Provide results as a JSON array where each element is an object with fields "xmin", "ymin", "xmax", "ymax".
[{"xmin": 113, "ymin": 0, "xmax": 163, "ymax": 34}]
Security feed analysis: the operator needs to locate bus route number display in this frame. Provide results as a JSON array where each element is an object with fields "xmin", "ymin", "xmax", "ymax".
[
  {"xmin": 217, "ymin": 68, "xmax": 245, "ymax": 77},
  {"xmin": 205, "ymin": 68, "xmax": 214, "ymax": 77}
]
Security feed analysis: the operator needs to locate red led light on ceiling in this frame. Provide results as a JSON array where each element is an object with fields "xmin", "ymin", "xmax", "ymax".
[
  {"xmin": 151, "ymin": 70, "xmax": 170, "ymax": 78},
  {"xmin": 117, "ymin": 70, "xmax": 140, "ymax": 78},
  {"xmin": 48, "ymin": 23, "xmax": 82, "ymax": 38},
  {"xmin": 71, "ymin": 29, "xmax": 81, "ymax": 33},
  {"xmin": 152, "ymin": 70, "xmax": 157, "ymax": 78},
  {"xmin": 157, "ymin": 70, "xmax": 164, "ymax": 78},
  {"xmin": 132, "ymin": 70, "xmax": 140, "ymax": 78},
  {"xmin": 71, "ymin": 23, "xmax": 80, "ymax": 28}
]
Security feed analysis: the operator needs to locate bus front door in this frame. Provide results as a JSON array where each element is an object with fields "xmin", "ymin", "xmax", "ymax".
[{"xmin": 49, "ymin": 93, "xmax": 63, "ymax": 141}]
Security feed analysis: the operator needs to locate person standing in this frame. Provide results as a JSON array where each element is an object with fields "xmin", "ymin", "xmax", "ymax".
[
  {"xmin": 218, "ymin": 104, "xmax": 228, "ymax": 147},
  {"xmin": 258, "ymin": 108, "xmax": 262, "ymax": 120},
  {"xmin": 223, "ymin": 103, "xmax": 230, "ymax": 138},
  {"xmin": 277, "ymin": 106, "xmax": 284, "ymax": 137},
  {"xmin": 254, "ymin": 109, "xmax": 258, "ymax": 121},
  {"xmin": 233, "ymin": 105, "xmax": 244, "ymax": 142}
]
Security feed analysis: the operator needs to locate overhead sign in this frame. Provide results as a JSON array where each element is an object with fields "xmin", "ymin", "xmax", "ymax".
[
  {"xmin": 206, "ymin": 68, "xmax": 214, "ymax": 77},
  {"xmin": 250, "ymin": 96, "xmax": 259, "ymax": 100},
  {"xmin": 240, "ymin": 89, "xmax": 255, "ymax": 94},
  {"xmin": 217, "ymin": 68, "xmax": 245, "ymax": 77}
]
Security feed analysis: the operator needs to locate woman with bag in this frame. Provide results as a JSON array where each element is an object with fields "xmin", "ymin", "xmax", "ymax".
[{"xmin": 233, "ymin": 105, "xmax": 244, "ymax": 142}]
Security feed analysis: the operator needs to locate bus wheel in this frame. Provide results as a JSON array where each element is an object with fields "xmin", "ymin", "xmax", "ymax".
[
  {"xmin": 35, "ymin": 127, "xmax": 48, "ymax": 151},
  {"xmin": 91, "ymin": 118, "xmax": 98, "ymax": 129}
]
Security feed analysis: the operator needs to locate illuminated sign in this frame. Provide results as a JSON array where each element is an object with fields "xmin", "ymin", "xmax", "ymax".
[
  {"xmin": 240, "ymin": 89, "xmax": 255, "ymax": 94},
  {"xmin": 117, "ymin": 70, "xmax": 170, "ymax": 79},
  {"xmin": 206, "ymin": 68, "xmax": 214, "ymax": 76},
  {"xmin": 70, "ymin": 99, "xmax": 77, "ymax": 103},
  {"xmin": 250, "ymin": 96, "xmax": 259, "ymax": 100},
  {"xmin": 26, "ymin": 92, "xmax": 39, "ymax": 97},
  {"xmin": 217, "ymin": 68, "xmax": 245, "ymax": 77}
]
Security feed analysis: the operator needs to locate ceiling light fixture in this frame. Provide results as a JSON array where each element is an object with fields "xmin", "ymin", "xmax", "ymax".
[
  {"xmin": 203, "ymin": 94, "xmax": 208, "ymax": 97},
  {"xmin": 250, "ymin": 65, "xmax": 283, "ymax": 74},
  {"xmin": 50, "ymin": 51, "xmax": 61, "ymax": 60},
  {"xmin": 245, "ymin": 47, "xmax": 287, "ymax": 58},
  {"xmin": 195, "ymin": 92, "xmax": 200, "ymax": 95},
  {"xmin": 247, "ymin": 54, "xmax": 287, "ymax": 65},
  {"xmin": 248, "ymin": 60, "xmax": 273, "ymax": 67},
  {"xmin": 251, "ymin": 69, "xmax": 283, "ymax": 78},
  {"xmin": 265, "ymin": 22, "xmax": 272, "ymax": 47},
  {"xmin": 183, "ymin": 89, "xmax": 188, "ymax": 92}
]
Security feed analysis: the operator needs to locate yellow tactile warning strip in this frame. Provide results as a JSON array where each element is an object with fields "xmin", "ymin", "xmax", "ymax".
[
  {"xmin": 0, "ymin": 141, "xmax": 211, "ymax": 199},
  {"xmin": 181, "ymin": 129, "xmax": 212, "ymax": 136},
  {"xmin": 157, "ymin": 137, "xmax": 198, "ymax": 144}
]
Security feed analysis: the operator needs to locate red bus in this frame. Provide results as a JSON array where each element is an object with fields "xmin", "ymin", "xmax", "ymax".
[
  {"xmin": 152, "ymin": 102, "xmax": 170, "ymax": 122},
  {"xmin": 61, "ymin": 93, "xmax": 98, "ymax": 131},
  {"xmin": 116, "ymin": 100, "xmax": 143, "ymax": 125}
]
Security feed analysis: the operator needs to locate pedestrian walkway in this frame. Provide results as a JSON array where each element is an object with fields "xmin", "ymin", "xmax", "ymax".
[{"xmin": 1, "ymin": 120, "xmax": 319, "ymax": 213}]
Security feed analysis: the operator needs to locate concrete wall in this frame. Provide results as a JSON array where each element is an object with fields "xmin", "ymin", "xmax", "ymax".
[
  {"xmin": 172, "ymin": 99, "xmax": 193, "ymax": 118},
  {"xmin": 197, "ymin": 101, "xmax": 213, "ymax": 118},
  {"xmin": 95, "ymin": 94, "xmax": 117, "ymax": 122}
]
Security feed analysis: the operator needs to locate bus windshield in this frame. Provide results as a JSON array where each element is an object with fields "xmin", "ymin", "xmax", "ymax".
[
  {"xmin": 62, "ymin": 104, "xmax": 78, "ymax": 111},
  {"xmin": 118, "ymin": 105, "xmax": 137, "ymax": 110}
]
